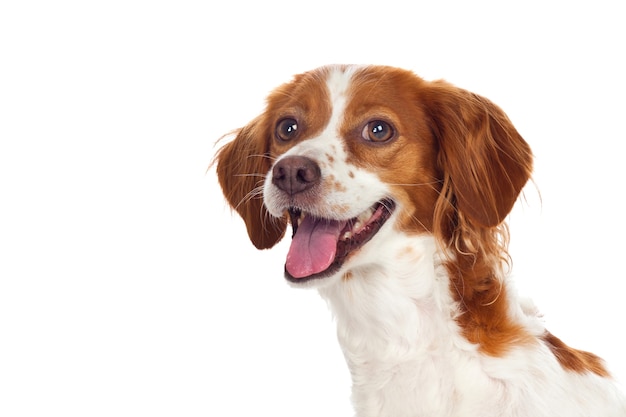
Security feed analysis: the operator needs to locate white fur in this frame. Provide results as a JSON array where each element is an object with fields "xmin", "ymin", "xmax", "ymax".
[{"xmin": 261, "ymin": 67, "xmax": 626, "ymax": 417}]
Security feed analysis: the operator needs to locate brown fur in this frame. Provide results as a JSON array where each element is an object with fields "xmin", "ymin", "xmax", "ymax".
[
  {"xmin": 421, "ymin": 78, "xmax": 535, "ymax": 355},
  {"xmin": 215, "ymin": 118, "xmax": 287, "ymax": 249},
  {"xmin": 542, "ymin": 332, "xmax": 609, "ymax": 377}
]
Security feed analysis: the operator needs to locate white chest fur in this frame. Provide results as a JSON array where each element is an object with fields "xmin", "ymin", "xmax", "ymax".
[{"xmin": 317, "ymin": 234, "xmax": 626, "ymax": 417}]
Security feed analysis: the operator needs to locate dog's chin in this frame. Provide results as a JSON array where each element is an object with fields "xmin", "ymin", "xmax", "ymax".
[
  {"xmin": 284, "ymin": 268, "xmax": 344, "ymax": 290},
  {"xmin": 283, "ymin": 262, "xmax": 343, "ymax": 289},
  {"xmin": 283, "ymin": 199, "xmax": 395, "ymax": 286}
]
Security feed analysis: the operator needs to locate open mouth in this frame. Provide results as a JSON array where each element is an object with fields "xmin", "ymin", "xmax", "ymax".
[{"xmin": 284, "ymin": 199, "xmax": 395, "ymax": 282}]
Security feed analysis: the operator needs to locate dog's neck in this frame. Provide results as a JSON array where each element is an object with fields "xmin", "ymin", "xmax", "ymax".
[
  {"xmin": 319, "ymin": 234, "xmax": 464, "ymax": 350},
  {"xmin": 317, "ymin": 234, "xmax": 480, "ymax": 416}
]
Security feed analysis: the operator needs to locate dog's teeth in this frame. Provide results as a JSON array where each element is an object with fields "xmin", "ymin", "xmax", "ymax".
[
  {"xmin": 357, "ymin": 209, "xmax": 373, "ymax": 224},
  {"xmin": 341, "ymin": 209, "xmax": 374, "ymax": 241}
]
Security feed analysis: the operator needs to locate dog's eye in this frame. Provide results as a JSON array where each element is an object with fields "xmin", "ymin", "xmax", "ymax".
[
  {"xmin": 276, "ymin": 118, "xmax": 299, "ymax": 141},
  {"xmin": 362, "ymin": 120, "xmax": 394, "ymax": 143}
]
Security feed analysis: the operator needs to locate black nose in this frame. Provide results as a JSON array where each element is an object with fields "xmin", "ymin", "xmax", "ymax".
[{"xmin": 272, "ymin": 156, "xmax": 321, "ymax": 196}]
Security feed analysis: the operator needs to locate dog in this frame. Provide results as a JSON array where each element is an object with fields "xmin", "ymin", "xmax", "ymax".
[{"xmin": 214, "ymin": 65, "xmax": 626, "ymax": 416}]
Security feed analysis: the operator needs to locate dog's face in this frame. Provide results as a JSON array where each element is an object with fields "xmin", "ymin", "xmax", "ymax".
[
  {"xmin": 216, "ymin": 65, "xmax": 532, "ymax": 285},
  {"xmin": 262, "ymin": 66, "xmax": 442, "ymax": 282}
]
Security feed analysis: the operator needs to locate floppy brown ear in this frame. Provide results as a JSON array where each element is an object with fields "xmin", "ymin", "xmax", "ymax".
[
  {"xmin": 425, "ymin": 81, "xmax": 533, "ymax": 227},
  {"xmin": 215, "ymin": 117, "xmax": 287, "ymax": 249}
]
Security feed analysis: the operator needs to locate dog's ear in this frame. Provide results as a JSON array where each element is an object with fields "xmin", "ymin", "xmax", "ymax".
[
  {"xmin": 425, "ymin": 81, "xmax": 533, "ymax": 227},
  {"xmin": 215, "ymin": 116, "xmax": 287, "ymax": 249}
]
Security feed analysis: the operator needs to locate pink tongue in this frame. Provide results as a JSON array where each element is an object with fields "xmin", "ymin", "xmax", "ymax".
[{"xmin": 286, "ymin": 217, "xmax": 347, "ymax": 278}]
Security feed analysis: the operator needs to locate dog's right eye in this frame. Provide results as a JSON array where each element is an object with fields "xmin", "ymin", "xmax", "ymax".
[
  {"xmin": 362, "ymin": 120, "xmax": 395, "ymax": 143},
  {"xmin": 276, "ymin": 118, "xmax": 299, "ymax": 141}
]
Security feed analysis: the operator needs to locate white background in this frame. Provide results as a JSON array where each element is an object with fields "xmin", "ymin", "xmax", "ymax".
[{"xmin": 1, "ymin": 1, "xmax": 625, "ymax": 416}]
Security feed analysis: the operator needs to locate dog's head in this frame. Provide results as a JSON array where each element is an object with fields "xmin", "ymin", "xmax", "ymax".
[{"xmin": 215, "ymin": 65, "xmax": 532, "ymax": 284}]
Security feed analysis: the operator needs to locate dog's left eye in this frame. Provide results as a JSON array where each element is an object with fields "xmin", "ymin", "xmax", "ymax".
[
  {"xmin": 276, "ymin": 118, "xmax": 299, "ymax": 141},
  {"xmin": 362, "ymin": 120, "xmax": 395, "ymax": 143}
]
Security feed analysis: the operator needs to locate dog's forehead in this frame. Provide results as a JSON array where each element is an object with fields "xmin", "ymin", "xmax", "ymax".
[
  {"xmin": 322, "ymin": 67, "xmax": 357, "ymax": 141},
  {"xmin": 267, "ymin": 66, "xmax": 357, "ymax": 157},
  {"xmin": 324, "ymin": 65, "xmax": 359, "ymax": 101},
  {"xmin": 272, "ymin": 66, "xmax": 359, "ymax": 116}
]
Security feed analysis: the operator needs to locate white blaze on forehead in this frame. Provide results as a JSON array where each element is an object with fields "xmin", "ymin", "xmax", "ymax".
[{"xmin": 324, "ymin": 66, "xmax": 359, "ymax": 138}]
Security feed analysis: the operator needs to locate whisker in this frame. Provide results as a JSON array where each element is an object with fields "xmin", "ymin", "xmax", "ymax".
[
  {"xmin": 233, "ymin": 182, "xmax": 265, "ymax": 212},
  {"xmin": 246, "ymin": 153, "xmax": 278, "ymax": 162},
  {"xmin": 386, "ymin": 180, "xmax": 443, "ymax": 187},
  {"xmin": 234, "ymin": 173, "xmax": 266, "ymax": 179}
]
